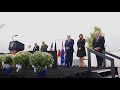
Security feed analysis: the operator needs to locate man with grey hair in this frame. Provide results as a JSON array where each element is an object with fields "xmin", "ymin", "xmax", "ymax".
[
  {"xmin": 92, "ymin": 31, "xmax": 105, "ymax": 68},
  {"xmin": 65, "ymin": 35, "xmax": 74, "ymax": 67},
  {"xmin": 33, "ymin": 43, "xmax": 39, "ymax": 51},
  {"xmin": 40, "ymin": 41, "xmax": 48, "ymax": 52}
]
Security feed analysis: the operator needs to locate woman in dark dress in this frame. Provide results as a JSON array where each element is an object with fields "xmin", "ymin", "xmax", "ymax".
[{"xmin": 77, "ymin": 34, "xmax": 86, "ymax": 67}]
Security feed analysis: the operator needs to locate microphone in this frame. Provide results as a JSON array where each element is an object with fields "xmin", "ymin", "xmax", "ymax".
[
  {"xmin": 12, "ymin": 35, "xmax": 18, "ymax": 41},
  {"xmin": 14, "ymin": 35, "xmax": 18, "ymax": 36}
]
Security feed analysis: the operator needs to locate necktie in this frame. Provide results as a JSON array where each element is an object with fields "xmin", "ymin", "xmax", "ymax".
[{"xmin": 96, "ymin": 37, "xmax": 99, "ymax": 42}]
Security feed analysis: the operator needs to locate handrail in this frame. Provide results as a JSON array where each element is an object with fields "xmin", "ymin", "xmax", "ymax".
[
  {"xmin": 87, "ymin": 47, "xmax": 115, "ymax": 78},
  {"xmin": 88, "ymin": 49, "xmax": 114, "ymax": 60},
  {"xmin": 102, "ymin": 51, "xmax": 120, "ymax": 68},
  {"xmin": 105, "ymin": 51, "xmax": 120, "ymax": 60}
]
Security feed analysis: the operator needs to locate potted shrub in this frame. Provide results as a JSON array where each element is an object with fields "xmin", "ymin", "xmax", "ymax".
[
  {"xmin": 3, "ymin": 54, "xmax": 13, "ymax": 74},
  {"xmin": 0, "ymin": 54, "xmax": 5, "ymax": 67},
  {"xmin": 13, "ymin": 51, "xmax": 32, "ymax": 72},
  {"xmin": 29, "ymin": 51, "xmax": 54, "ymax": 77}
]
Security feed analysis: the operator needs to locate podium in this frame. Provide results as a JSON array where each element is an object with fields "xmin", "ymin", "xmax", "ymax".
[{"xmin": 9, "ymin": 41, "xmax": 24, "ymax": 55}]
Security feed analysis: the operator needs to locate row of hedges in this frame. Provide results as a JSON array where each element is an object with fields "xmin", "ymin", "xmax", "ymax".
[{"xmin": 0, "ymin": 51, "xmax": 54, "ymax": 71}]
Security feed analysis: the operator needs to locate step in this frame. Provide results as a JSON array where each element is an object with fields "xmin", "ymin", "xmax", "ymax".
[
  {"xmin": 92, "ymin": 69, "xmax": 111, "ymax": 73},
  {"xmin": 103, "ymin": 75, "xmax": 119, "ymax": 78}
]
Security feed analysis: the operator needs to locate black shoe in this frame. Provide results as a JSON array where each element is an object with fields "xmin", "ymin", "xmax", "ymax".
[
  {"xmin": 66, "ymin": 65, "xmax": 69, "ymax": 67},
  {"xmin": 97, "ymin": 66, "xmax": 103, "ymax": 68}
]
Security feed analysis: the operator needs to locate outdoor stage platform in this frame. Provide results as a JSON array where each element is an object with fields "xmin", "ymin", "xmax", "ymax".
[{"xmin": 0, "ymin": 66, "xmax": 112, "ymax": 78}]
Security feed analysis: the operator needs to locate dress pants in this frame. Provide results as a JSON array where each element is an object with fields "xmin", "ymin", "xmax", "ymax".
[
  {"xmin": 96, "ymin": 51, "xmax": 103, "ymax": 67},
  {"xmin": 65, "ymin": 49, "xmax": 73, "ymax": 67}
]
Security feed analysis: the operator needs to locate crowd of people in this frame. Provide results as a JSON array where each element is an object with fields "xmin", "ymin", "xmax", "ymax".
[{"xmin": 27, "ymin": 31, "xmax": 105, "ymax": 68}]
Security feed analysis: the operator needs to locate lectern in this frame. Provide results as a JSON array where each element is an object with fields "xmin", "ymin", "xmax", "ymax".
[{"xmin": 9, "ymin": 41, "xmax": 24, "ymax": 55}]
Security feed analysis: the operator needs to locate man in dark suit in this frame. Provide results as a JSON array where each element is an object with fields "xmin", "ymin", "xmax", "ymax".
[
  {"xmin": 40, "ymin": 41, "xmax": 48, "ymax": 52},
  {"xmin": 92, "ymin": 31, "xmax": 105, "ymax": 68},
  {"xmin": 65, "ymin": 35, "xmax": 74, "ymax": 67},
  {"xmin": 33, "ymin": 43, "xmax": 39, "ymax": 51}
]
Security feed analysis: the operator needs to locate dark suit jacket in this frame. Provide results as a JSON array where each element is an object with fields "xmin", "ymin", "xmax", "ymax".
[
  {"xmin": 65, "ymin": 39, "xmax": 74, "ymax": 52},
  {"xmin": 92, "ymin": 36, "xmax": 105, "ymax": 52},
  {"xmin": 33, "ymin": 45, "xmax": 39, "ymax": 51},
  {"xmin": 41, "ymin": 44, "xmax": 48, "ymax": 52}
]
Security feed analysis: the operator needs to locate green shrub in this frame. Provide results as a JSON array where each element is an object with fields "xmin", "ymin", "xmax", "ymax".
[
  {"xmin": 29, "ymin": 51, "xmax": 54, "ymax": 70},
  {"xmin": 4, "ymin": 54, "xmax": 13, "ymax": 65},
  {"xmin": 0, "ymin": 54, "xmax": 5, "ymax": 65},
  {"xmin": 13, "ymin": 51, "xmax": 32, "ymax": 68},
  {"xmin": 0, "ymin": 55, "xmax": 5, "ymax": 62}
]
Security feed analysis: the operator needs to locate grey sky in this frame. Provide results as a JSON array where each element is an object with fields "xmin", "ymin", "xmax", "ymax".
[{"xmin": 0, "ymin": 12, "xmax": 120, "ymax": 53}]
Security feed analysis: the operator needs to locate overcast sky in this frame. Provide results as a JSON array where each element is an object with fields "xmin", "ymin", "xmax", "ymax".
[{"xmin": 0, "ymin": 12, "xmax": 120, "ymax": 53}]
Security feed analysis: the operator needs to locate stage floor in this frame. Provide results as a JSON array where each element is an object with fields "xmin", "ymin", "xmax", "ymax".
[
  {"xmin": 46, "ymin": 66, "xmax": 100, "ymax": 78},
  {"xmin": 0, "ymin": 66, "xmax": 102, "ymax": 78}
]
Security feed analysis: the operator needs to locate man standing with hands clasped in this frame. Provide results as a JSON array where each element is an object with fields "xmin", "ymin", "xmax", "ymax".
[
  {"xmin": 92, "ymin": 31, "xmax": 105, "ymax": 68},
  {"xmin": 40, "ymin": 41, "xmax": 48, "ymax": 52},
  {"xmin": 65, "ymin": 35, "xmax": 74, "ymax": 67}
]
